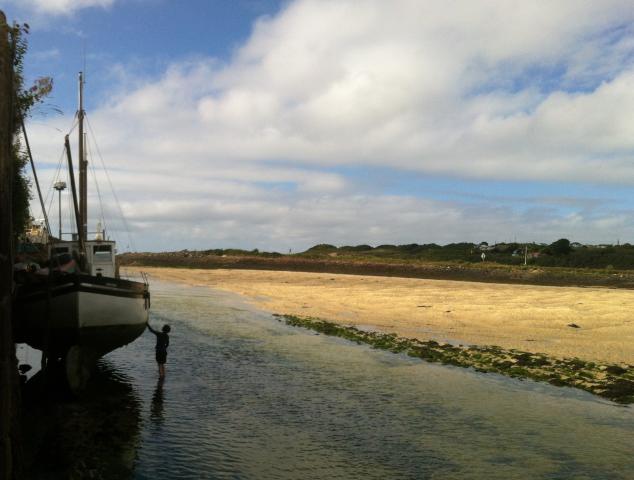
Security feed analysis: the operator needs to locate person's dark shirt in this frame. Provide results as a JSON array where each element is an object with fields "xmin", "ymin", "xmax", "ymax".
[{"xmin": 148, "ymin": 325, "xmax": 169, "ymax": 352}]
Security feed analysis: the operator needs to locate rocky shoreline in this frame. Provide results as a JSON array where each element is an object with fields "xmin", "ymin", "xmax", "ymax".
[{"xmin": 277, "ymin": 314, "xmax": 634, "ymax": 404}]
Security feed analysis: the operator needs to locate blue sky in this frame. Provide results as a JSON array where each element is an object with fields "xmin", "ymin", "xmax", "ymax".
[
  {"xmin": 3, "ymin": 0, "xmax": 634, "ymax": 252},
  {"xmin": 6, "ymin": 0, "xmax": 286, "ymax": 112}
]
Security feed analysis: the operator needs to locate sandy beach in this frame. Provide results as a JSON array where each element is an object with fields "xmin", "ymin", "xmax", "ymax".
[{"xmin": 135, "ymin": 267, "xmax": 634, "ymax": 365}]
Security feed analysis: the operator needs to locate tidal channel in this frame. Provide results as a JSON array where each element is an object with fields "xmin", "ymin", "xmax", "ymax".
[{"xmin": 59, "ymin": 280, "xmax": 634, "ymax": 478}]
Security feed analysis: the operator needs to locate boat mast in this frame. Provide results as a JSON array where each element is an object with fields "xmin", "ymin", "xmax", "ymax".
[
  {"xmin": 78, "ymin": 71, "xmax": 87, "ymax": 243},
  {"xmin": 64, "ymin": 135, "xmax": 85, "ymax": 258}
]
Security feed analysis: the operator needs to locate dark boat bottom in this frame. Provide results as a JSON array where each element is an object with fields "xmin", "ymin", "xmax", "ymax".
[
  {"xmin": 17, "ymin": 323, "xmax": 147, "ymax": 359},
  {"xmin": 79, "ymin": 323, "xmax": 148, "ymax": 357},
  {"xmin": 19, "ymin": 323, "xmax": 147, "ymax": 393}
]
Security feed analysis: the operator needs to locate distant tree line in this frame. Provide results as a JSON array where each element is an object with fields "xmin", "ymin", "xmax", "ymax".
[
  {"xmin": 299, "ymin": 239, "xmax": 634, "ymax": 270},
  {"xmin": 142, "ymin": 238, "xmax": 634, "ymax": 271}
]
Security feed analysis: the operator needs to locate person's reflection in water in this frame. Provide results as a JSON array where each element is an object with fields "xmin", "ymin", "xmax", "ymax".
[{"xmin": 150, "ymin": 377, "xmax": 165, "ymax": 426}]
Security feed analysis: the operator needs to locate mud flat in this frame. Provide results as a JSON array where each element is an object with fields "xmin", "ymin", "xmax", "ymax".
[
  {"xmin": 131, "ymin": 267, "xmax": 634, "ymax": 402},
  {"xmin": 136, "ymin": 267, "xmax": 634, "ymax": 365}
]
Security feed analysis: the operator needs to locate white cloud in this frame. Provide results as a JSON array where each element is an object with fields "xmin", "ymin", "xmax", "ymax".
[
  {"xmin": 15, "ymin": 0, "xmax": 115, "ymax": 15},
  {"xmin": 108, "ymin": 192, "xmax": 634, "ymax": 252},
  {"xmin": 72, "ymin": 0, "xmax": 634, "ymax": 182},
  {"xmin": 24, "ymin": 0, "xmax": 634, "ymax": 250}
]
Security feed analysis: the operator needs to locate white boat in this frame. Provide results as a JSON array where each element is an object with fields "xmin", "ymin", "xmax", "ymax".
[{"xmin": 13, "ymin": 72, "xmax": 149, "ymax": 390}]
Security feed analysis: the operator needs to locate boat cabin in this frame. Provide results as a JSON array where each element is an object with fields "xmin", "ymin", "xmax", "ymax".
[{"xmin": 50, "ymin": 239, "xmax": 117, "ymax": 278}]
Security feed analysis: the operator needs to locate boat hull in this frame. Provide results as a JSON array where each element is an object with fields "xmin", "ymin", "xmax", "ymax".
[{"xmin": 13, "ymin": 274, "xmax": 149, "ymax": 359}]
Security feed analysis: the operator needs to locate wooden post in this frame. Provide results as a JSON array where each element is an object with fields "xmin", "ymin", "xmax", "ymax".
[{"xmin": 0, "ymin": 11, "xmax": 22, "ymax": 479}]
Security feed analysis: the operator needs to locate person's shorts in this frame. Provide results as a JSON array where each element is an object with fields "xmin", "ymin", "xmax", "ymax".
[{"xmin": 155, "ymin": 349, "xmax": 167, "ymax": 364}]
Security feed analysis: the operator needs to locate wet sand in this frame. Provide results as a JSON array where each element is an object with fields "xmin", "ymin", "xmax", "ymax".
[{"xmin": 133, "ymin": 267, "xmax": 634, "ymax": 365}]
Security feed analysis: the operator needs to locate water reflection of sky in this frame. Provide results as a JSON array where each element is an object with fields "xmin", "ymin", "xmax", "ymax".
[{"xmin": 102, "ymin": 280, "xmax": 634, "ymax": 479}]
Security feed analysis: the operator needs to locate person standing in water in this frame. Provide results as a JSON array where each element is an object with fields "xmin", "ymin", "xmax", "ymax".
[{"xmin": 147, "ymin": 322, "xmax": 171, "ymax": 378}]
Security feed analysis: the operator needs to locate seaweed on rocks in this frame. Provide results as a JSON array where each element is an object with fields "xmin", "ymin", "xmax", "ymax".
[{"xmin": 277, "ymin": 314, "xmax": 634, "ymax": 404}]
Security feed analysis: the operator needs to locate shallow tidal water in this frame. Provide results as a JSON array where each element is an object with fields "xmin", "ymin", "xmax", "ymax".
[{"xmin": 100, "ymin": 280, "xmax": 634, "ymax": 479}]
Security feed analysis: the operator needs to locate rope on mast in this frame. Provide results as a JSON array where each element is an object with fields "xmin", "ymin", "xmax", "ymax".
[
  {"xmin": 85, "ymin": 114, "xmax": 137, "ymax": 251},
  {"xmin": 87, "ymin": 139, "xmax": 107, "ymax": 237}
]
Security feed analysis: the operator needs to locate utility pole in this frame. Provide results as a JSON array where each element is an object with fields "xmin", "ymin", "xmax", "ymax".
[
  {"xmin": 54, "ymin": 181, "xmax": 66, "ymax": 239},
  {"xmin": 524, "ymin": 244, "xmax": 528, "ymax": 266}
]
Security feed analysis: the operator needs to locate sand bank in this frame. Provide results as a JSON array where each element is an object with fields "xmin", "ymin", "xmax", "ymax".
[{"xmin": 136, "ymin": 267, "xmax": 634, "ymax": 365}]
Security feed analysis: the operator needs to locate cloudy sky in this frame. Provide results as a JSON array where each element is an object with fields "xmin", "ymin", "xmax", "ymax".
[{"xmin": 4, "ymin": 0, "xmax": 634, "ymax": 252}]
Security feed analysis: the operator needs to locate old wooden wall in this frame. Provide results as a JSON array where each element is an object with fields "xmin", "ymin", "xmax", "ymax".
[{"xmin": 0, "ymin": 10, "xmax": 22, "ymax": 479}]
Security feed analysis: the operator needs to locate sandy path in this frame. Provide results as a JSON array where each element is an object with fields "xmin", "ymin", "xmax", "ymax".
[{"xmin": 135, "ymin": 267, "xmax": 634, "ymax": 365}]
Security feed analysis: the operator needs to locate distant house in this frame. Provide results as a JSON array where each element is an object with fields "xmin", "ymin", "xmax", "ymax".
[
  {"xmin": 570, "ymin": 242, "xmax": 583, "ymax": 249},
  {"xmin": 24, "ymin": 220, "xmax": 48, "ymax": 244}
]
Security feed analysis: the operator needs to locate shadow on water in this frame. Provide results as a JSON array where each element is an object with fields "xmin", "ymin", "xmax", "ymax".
[{"xmin": 21, "ymin": 360, "xmax": 142, "ymax": 479}]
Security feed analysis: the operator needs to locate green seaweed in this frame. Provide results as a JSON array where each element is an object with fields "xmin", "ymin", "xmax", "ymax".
[{"xmin": 278, "ymin": 314, "xmax": 634, "ymax": 404}]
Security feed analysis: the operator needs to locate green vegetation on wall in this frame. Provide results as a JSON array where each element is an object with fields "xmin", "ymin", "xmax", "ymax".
[{"xmin": 9, "ymin": 23, "xmax": 52, "ymax": 237}]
